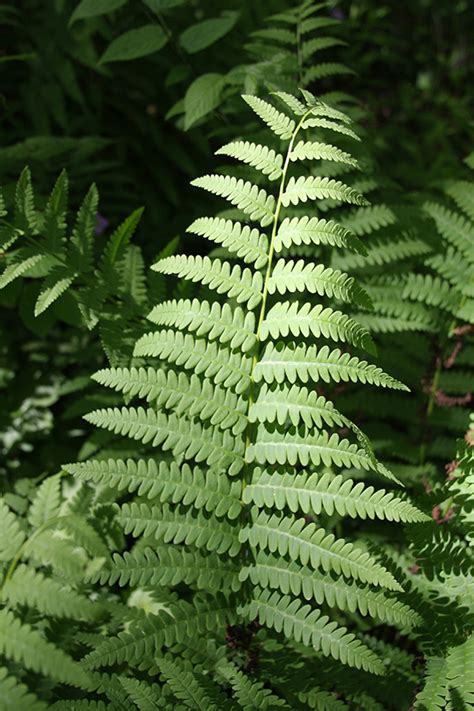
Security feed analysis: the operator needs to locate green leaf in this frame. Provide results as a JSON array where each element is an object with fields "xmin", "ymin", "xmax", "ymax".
[
  {"xmin": 69, "ymin": 0, "xmax": 127, "ymax": 24},
  {"xmin": 184, "ymin": 74, "xmax": 225, "ymax": 130},
  {"xmin": 99, "ymin": 25, "xmax": 168, "ymax": 64},
  {"xmin": 180, "ymin": 13, "xmax": 238, "ymax": 54},
  {"xmin": 143, "ymin": 0, "xmax": 185, "ymax": 10}
]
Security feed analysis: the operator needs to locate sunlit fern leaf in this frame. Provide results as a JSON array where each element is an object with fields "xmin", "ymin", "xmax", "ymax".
[
  {"xmin": 253, "ymin": 341, "xmax": 407, "ymax": 388},
  {"xmin": 146, "ymin": 299, "xmax": 256, "ymax": 352},
  {"xmin": 260, "ymin": 301, "xmax": 375, "ymax": 353},
  {"xmin": 152, "ymin": 255, "xmax": 263, "ymax": 308},
  {"xmin": 268, "ymin": 259, "xmax": 372, "ymax": 307},
  {"xmin": 290, "ymin": 140, "xmax": 358, "ymax": 167},
  {"xmin": 133, "ymin": 330, "xmax": 252, "ymax": 393},
  {"xmin": 187, "ymin": 217, "xmax": 269, "ymax": 268},
  {"xmin": 119, "ymin": 503, "xmax": 241, "ymax": 556},
  {"xmin": 240, "ymin": 510, "xmax": 401, "ymax": 590},
  {"xmin": 242, "ymin": 94, "xmax": 296, "ymax": 139},
  {"xmin": 243, "ymin": 470, "xmax": 428, "ymax": 522},
  {"xmin": 73, "ymin": 91, "xmax": 423, "ymax": 682},
  {"xmin": 240, "ymin": 552, "xmax": 421, "ymax": 628},
  {"xmin": 216, "ymin": 141, "xmax": 284, "ymax": 181},
  {"xmin": 281, "ymin": 176, "xmax": 369, "ymax": 207},
  {"xmin": 67, "ymin": 458, "xmax": 241, "ymax": 518},
  {"xmin": 191, "ymin": 175, "xmax": 275, "ymax": 226},
  {"xmin": 301, "ymin": 116, "xmax": 360, "ymax": 140},
  {"xmin": 274, "ymin": 216, "xmax": 367, "ymax": 254},
  {"xmin": 85, "ymin": 407, "xmax": 245, "ymax": 474}
]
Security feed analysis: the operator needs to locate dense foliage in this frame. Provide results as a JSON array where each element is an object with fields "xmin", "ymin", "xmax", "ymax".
[{"xmin": 0, "ymin": 1, "xmax": 472, "ymax": 709}]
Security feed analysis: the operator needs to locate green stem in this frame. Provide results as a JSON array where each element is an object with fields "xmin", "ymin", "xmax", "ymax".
[{"xmin": 242, "ymin": 109, "xmax": 312, "ymax": 497}]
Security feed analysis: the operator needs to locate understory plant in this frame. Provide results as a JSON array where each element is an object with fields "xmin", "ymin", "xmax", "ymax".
[{"xmin": 39, "ymin": 90, "xmax": 431, "ymax": 706}]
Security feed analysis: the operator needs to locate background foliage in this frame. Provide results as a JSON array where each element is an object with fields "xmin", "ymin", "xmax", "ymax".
[{"xmin": 0, "ymin": 0, "xmax": 472, "ymax": 709}]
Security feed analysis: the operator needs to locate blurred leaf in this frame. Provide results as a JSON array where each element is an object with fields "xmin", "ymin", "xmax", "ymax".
[
  {"xmin": 183, "ymin": 73, "xmax": 224, "ymax": 130},
  {"xmin": 69, "ymin": 0, "xmax": 128, "ymax": 24},
  {"xmin": 99, "ymin": 25, "xmax": 168, "ymax": 64},
  {"xmin": 179, "ymin": 12, "xmax": 238, "ymax": 54},
  {"xmin": 143, "ymin": 0, "xmax": 186, "ymax": 11}
]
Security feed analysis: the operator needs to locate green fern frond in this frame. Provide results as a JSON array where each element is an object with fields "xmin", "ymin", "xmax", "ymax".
[
  {"xmin": 240, "ymin": 510, "xmax": 401, "ymax": 590},
  {"xmin": 275, "ymin": 216, "xmax": 366, "ymax": 254},
  {"xmin": 146, "ymin": 299, "xmax": 256, "ymax": 352},
  {"xmin": 254, "ymin": 342, "xmax": 407, "ymax": 388},
  {"xmin": 268, "ymin": 259, "xmax": 372, "ymax": 307},
  {"xmin": 67, "ymin": 458, "xmax": 241, "ymax": 518},
  {"xmin": 93, "ymin": 546, "xmax": 240, "ymax": 593},
  {"xmin": 191, "ymin": 175, "xmax": 275, "ymax": 226},
  {"xmin": 240, "ymin": 552, "xmax": 421, "ymax": 628},
  {"xmin": 239, "ymin": 587, "xmax": 385, "ymax": 674},
  {"xmin": 242, "ymin": 94, "xmax": 296, "ymax": 139},
  {"xmin": 0, "ymin": 666, "xmax": 46, "ymax": 711},
  {"xmin": 281, "ymin": 176, "xmax": 369, "ymax": 207},
  {"xmin": 187, "ymin": 217, "xmax": 269, "ymax": 268},
  {"xmin": 243, "ymin": 470, "xmax": 427, "ymax": 522},
  {"xmin": 0, "ymin": 608, "xmax": 91, "ymax": 688},
  {"xmin": 2, "ymin": 564, "xmax": 97, "ymax": 620},
  {"xmin": 152, "ymin": 255, "xmax": 263, "ymax": 308},
  {"xmin": 216, "ymin": 141, "xmax": 284, "ymax": 181}
]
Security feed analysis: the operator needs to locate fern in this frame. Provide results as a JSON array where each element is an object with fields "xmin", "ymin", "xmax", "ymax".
[{"xmin": 73, "ymin": 90, "xmax": 425, "ymax": 690}]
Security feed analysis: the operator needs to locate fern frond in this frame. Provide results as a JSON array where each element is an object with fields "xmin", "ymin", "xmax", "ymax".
[
  {"xmin": 275, "ymin": 216, "xmax": 366, "ymax": 254},
  {"xmin": 152, "ymin": 255, "xmax": 263, "ymax": 308},
  {"xmin": 254, "ymin": 342, "xmax": 407, "ymax": 388},
  {"xmin": 145, "ymin": 299, "xmax": 256, "ymax": 352},
  {"xmin": 445, "ymin": 180, "xmax": 474, "ymax": 221},
  {"xmin": 83, "ymin": 596, "xmax": 235, "ymax": 670},
  {"xmin": 0, "ymin": 667, "xmax": 46, "ymax": 711},
  {"xmin": 118, "ymin": 503, "xmax": 241, "ymax": 556},
  {"xmin": 0, "ymin": 499, "xmax": 25, "ymax": 561},
  {"xmin": 0, "ymin": 608, "xmax": 90, "ymax": 687},
  {"xmin": 260, "ymin": 301, "xmax": 375, "ymax": 353},
  {"xmin": 216, "ymin": 141, "xmax": 284, "ymax": 181},
  {"xmin": 242, "ymin": 94, "xmax": 296, "ymax": 139},
  {"xmin": 84, "ymin": 408, "xmax": 245, "ymax": 474},
  {"xmin": 133, "ymin": 330, "xmax": 252, "ymax": 394},
  {"xmin": 2, "ymin": 564, "xmax": 97, "ymax": 620},
  {"xmin": 281, "ymin": 176, "xmax": 369, "ymax": 207},
  {"xmin": 67, "ymin": 458, "xmax": 242, "ymax": 518},
  {"xmin": 243, "ymin": 470, "xmax": 427, "ymax": 522},
  {"xmin": 187, "ymin": 217, "xmax": 268, "ymax": 268},
  {"xmin": 268, "ymin": 259, "xmax": 372, "ymax": 307},
  {"xmin": 217, "ymin": 662, "xmax": 289, "ymax": 709},
  {"xmin": 93, "ymin": 546, "xmax": 240, "ymax": 592},
  {"xmin": 239, "ymin": 588, "xmax": 385, "ymax": 674},
  {"xmin": 241, "ymin": 552, "xmax": 421, "ymax": 628},
  {"xmin": 191, "ymin": 175, "xmax": 275, "ymax": 226},
  {"xmin": 240, "ymin": 511, "xmax": 401, "ymax": 590}
]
